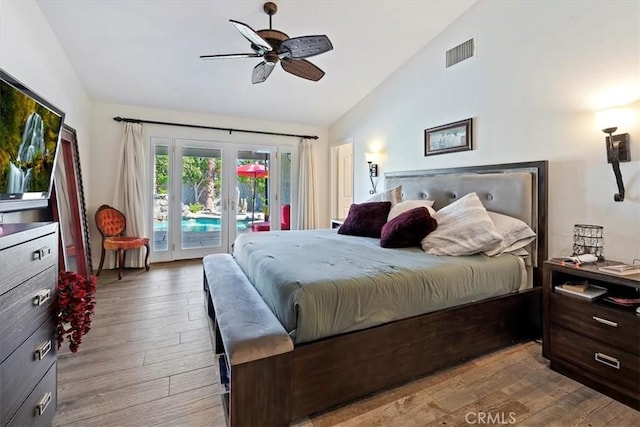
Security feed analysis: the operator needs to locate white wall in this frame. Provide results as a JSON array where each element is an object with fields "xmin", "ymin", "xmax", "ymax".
[
  {"xmin": 89, "ymin": 102, "xmax": 329, "ymax": 262},
  {"xmin": 0, "ymin": 0, "xmax": 93, "ymax": 221},
  {"xmin": 330, "ymin": 1, "xmax": 640, "ymax": 263},
  {"xmin": 1, "ymin": 0, "xmax": 330, "ymax": 267}
]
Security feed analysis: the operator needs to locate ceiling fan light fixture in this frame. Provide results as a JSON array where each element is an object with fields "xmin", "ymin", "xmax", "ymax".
[{"xmin": 200, "ymin": 2, "xmax": 333, "ymax": 84}]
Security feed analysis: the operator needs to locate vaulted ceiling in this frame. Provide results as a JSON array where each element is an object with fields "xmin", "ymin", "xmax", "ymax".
[{"xmin": 37, "ymin": 0, "xmax": 475, "ymax": 126}]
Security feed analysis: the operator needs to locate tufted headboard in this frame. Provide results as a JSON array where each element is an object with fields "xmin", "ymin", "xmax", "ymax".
[{"xmin": 385, "ymin": 161, "xmax": 548, "ymax": 283}]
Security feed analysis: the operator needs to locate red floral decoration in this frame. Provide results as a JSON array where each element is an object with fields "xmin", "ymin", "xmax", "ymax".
[{"xmin": 57, "ymin": 271, "xmax": 97, "ymax": 353}]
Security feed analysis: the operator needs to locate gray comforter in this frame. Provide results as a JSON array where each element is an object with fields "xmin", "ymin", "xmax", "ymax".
[{"xmin": 233, "ymin": 229, "xmax": 523, "ymax": 344}]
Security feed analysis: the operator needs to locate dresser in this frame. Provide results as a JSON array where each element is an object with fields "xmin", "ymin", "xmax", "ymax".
[
  {"xmin": 543, "ymin": 259, "xmax": 640, "ymax": 410},
  {"xmin": 1, "ymin": 222, "xmax": 58, "ymax": 426}
]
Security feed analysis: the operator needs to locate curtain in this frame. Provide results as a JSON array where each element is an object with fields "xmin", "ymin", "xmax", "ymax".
[
  {"xmin": 112, "ymin": 122, "xmax": 148, "ymax": 267},
  {"xmin": 296, "ymin": 139, "xmax": 319, "ymax": 229}
]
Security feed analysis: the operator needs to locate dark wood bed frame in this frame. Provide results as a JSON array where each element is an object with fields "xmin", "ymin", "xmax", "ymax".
[{"xmin": 205, "ymin": 160, "xmax": 548, "ymax": 426}]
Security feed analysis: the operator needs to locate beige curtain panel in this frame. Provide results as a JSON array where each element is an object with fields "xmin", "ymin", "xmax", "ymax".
[
  {"xmin": 296, "ymin": 139, "xmax": 319, "ymax": 229},
  {"xmin": 112, "ymin": 122, "xmax": 148, "ymax": 267}
]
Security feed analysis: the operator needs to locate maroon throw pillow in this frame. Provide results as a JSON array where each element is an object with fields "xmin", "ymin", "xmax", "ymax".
[
  {"xmin": 380, "ymin": 207, "xmax": 437, "ymax": 248},
  {"xmin": 337, "ymin": 201, "xmax": 392, "ymax": 238}
]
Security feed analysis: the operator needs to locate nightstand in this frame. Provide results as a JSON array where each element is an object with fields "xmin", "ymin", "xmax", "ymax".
[
  {"xmin": 330, "ymin": 218, "xmax": 345, "ymax": 229},
  {"xmin": 542, "ymin": 259, "xmax": 640, "ymax": 410}
]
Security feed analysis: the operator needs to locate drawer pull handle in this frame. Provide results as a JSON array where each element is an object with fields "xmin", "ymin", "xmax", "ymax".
[
  {"xmin": 594, "ymin": 352, "xmax": 620, "ymax": 370},
  {"xmin": 33, "ymin": 246, "xmax": 51, "ymax": 261},
  {"xmin": 35, "ymin": 340, "xmax": 52, "ymax": 360},
  {"xmin": 33, "ymin": 289, "xmax": 51, "ymax": 306},
  {"xmin": 37, "ymin": 392, "xmax": 52, "ymax": 416},
  {"xmin": 592, "ymin": 316, "xmax": 618, "ymax": 328}
]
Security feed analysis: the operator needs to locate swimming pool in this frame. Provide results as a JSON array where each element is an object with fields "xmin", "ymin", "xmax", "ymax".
[{"xmin": 154, "ymin": 216, "xmax": 250, "ymax": 232}]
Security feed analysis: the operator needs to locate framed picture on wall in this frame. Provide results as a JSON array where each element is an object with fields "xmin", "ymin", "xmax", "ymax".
[{"xmin": 424, "ymin": 118, "xmax": 472, "ymax": 156}]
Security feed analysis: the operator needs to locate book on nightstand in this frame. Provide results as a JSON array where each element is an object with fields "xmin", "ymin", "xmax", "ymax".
[
  {"xmin": 555, "ymin": 283, "xmax": 607, "ymax": 300},
  {"xmin": 598, "ymin": 264, "xmax": 640, "ymax": 276},
  {"xmin": 560, "ymin": 281, "xmax": 589, "ymax": 293},
  {"xmin": 602, "ymin": 296, "xmax": 640, "ymax": 307}
]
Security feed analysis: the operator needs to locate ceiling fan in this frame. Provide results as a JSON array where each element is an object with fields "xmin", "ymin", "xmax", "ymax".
[{"xmin": 200, "ymin": 2, "xmax": 333, "ymax": 84}]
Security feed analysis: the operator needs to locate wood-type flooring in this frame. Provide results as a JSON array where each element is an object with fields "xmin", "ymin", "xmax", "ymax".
[{"xmin": 53, "ymin": 260, "xmax": 638, "ymax": 426}]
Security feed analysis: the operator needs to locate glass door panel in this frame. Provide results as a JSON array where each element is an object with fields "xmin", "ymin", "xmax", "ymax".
[
  {"xmin": 151, "ymin": 139, "xmax": 171, "ymax": 263},
  {"xmin": 280, "ymin": 151, "xmax": 293, "ymax": 230},
  {"xmin": 175, "ymin": 142, "xmax": 224, "ymax": 259},
  {"xmin": 235, "ymin": 148, "xmax": 274, "ymax": 235}
]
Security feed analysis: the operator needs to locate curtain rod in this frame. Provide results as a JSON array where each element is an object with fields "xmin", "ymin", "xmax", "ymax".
[{"xmin": 112, "ymin": 116, "xmax": 318, "ymax": 140}]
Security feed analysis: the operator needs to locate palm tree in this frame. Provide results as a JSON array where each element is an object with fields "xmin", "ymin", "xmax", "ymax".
[{"xmin": 204, "ymin": 158, "xmax": 216, "ymax": 212}]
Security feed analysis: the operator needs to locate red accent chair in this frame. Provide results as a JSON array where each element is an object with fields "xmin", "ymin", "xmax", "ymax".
[
  {"xmin": 251, "ymin": 204, "xmax": 291, "ymax": 232},
  {"xmin": 95, "ymin": 204, "xmax": 150, "ymax": 280}
]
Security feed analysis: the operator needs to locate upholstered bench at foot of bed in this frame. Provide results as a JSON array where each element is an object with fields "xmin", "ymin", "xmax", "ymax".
[{"xmin": 203, "ymin": 254, "xmax": 293, "ymax": 427}]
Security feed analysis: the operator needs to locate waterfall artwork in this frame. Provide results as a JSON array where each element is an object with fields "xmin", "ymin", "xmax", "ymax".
[
  {"xmin": 7, "ymin": 112, "xmax": 46, "ymax": 193},
  {"xmin": 0, "ymin": 71, "xmax": 64, "ymax": 200}
]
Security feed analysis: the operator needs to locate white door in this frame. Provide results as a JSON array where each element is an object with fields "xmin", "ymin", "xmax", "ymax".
[
  {"xmin": 149, "ymin": 138, "xmax": 279, "ymax": 262},
  {"xmin": 333, "ymin": 142, "xmax": 353, "ymax": 219}
]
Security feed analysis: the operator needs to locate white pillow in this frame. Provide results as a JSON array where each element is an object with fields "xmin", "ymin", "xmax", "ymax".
[
  {"xmin": 510, "ymin": 247, "xmax": 532, "ymax": 266},
  {"xmin": 421, "ymin": 192, "xmax": 503, "ymax": 256},
  {"xmin": 367, "ymin": 185, "xmax": 402, "ymax": 206},
  {"xmin": 510, "ymin": 247, "xmax": 529, "ymax": 257},
  {"xmin": 388, "ymin": 200, "xmax": 435, "ymax": 221},
  {"xmin": 484, "ymin": 211, "xmax": 536, "ymax": 256}
]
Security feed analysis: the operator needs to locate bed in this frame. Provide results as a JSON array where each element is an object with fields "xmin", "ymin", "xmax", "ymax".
[{"xmin": 203, "ymin": 160, "xmax": 548, "ymax": 426}]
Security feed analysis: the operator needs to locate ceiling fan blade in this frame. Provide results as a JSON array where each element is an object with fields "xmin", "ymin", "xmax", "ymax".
[
  {"xmin": 281, "ymin": 58, "xmax": 325, "ymax": 81},
  {"xmin": 280, "ymin": 35, "xmax": 333, "ymax": 59},
  {"xmin": 200, "ymin": 53, "xmax": 261, "ymax": 60},
  {"xmin": 252, "ymin": 61, "xmax": 276, "ymax": 84},
  {"xmin": 230, "ymin": 19, "xmax": 272, "ymax": 52}
]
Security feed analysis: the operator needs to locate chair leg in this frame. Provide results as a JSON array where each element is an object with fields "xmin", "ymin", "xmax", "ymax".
[
  {"xmin": 144, "ymin": 243, "xmax": 150, "ymax": 271},
  {"xmin": 96, "ymin": 247, "xmax": 106, "ymax": 276},
  {"xmin": 117, "ymin": 248, "xmax": 124, "ymax": 280}
]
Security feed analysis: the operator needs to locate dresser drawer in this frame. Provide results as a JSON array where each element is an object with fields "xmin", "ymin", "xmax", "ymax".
[
  {"xmin": 550, "ymin": 327, "xmax": 639, "ymax": 393},
  {"xmin": 0, "ymin": 266, "xmax": 57, "ymax": 363},
  {"xmin": 0, "ymin": 320, "xmax": 57, "ymax": 425},
  {"xmin": 7, "ymin": 362, "xmax": 57, "ymax": 427},
  {"xmin": 550, "ymin": 292, "xmax": 640, "ymax": 354},
  {"xmin": 0, "ymin": 231, "xmax": 57, "ymax": 296}
]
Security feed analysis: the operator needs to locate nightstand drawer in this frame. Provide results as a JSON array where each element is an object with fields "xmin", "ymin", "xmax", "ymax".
[
  {"xmin": 551, "ymin": 327, "xmax": 639, "ymax": 392},
  {"xmin": 550, "ymin": 292, "xmax": 639, "ymax": 354},
  {"xmin": 0, "ymin": 266, "xmax": 57, "ymax": 363},
  {"xmin": 0, "ymin": 320, "xmax": 56, "ymax": 425}
]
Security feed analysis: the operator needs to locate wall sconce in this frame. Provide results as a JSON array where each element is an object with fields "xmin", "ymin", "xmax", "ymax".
[
  {"xmin": 365, "ymin": 152, "xmax": 379, "ymax": 194},
  {"xmin": 596, "ymin": 108, "xmax": 631, "ymax": 202}
]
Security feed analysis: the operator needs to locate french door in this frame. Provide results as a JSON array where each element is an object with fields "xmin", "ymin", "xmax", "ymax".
[
  {"xmin": 149, "ymin": 137, "xmax": 281, "ymax": 262},
  {"xmin": 331, "ymin": 141, "xmax": 353, "ymax": 219}
]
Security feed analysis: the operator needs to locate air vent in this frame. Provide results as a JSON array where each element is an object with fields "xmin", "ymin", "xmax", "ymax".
[{"xmin": 446, "ymin": 38, "xmax": 474, "ymax": 68}]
